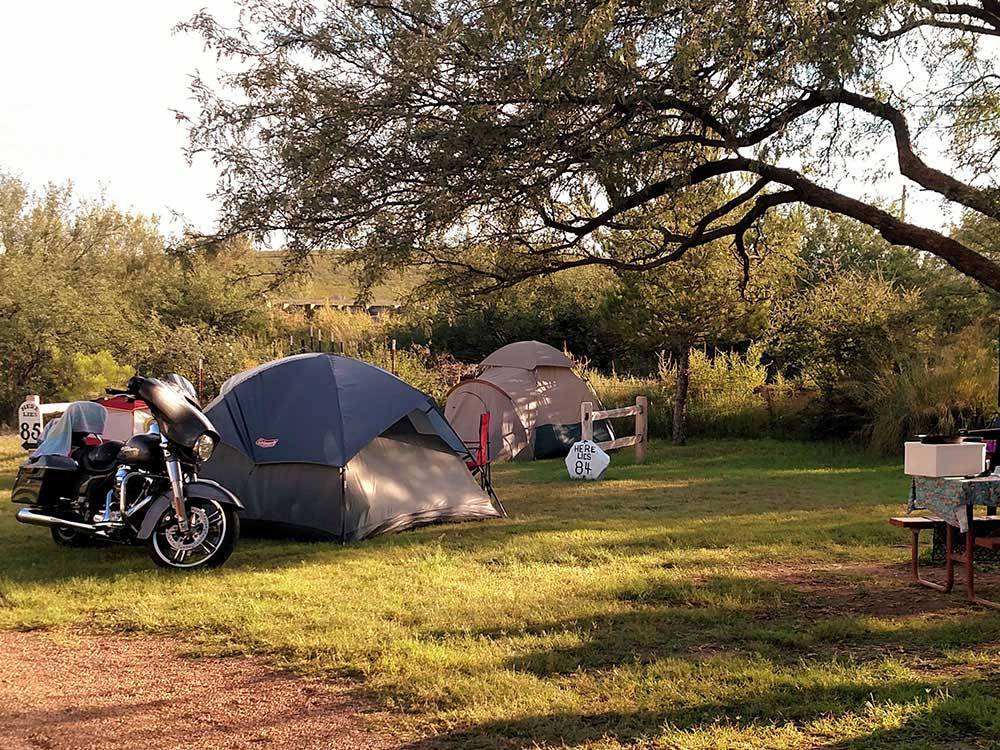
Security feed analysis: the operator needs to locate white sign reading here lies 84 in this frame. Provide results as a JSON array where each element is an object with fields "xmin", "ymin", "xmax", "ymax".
[{"xmin": 566, "ymin": 440, "xmax": 610, "ymax": 481}]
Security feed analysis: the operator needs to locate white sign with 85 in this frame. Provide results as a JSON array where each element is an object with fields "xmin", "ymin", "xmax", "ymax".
[{"xmin": 18, "ymin": 398, "xmax": 43, "ymax": 448}]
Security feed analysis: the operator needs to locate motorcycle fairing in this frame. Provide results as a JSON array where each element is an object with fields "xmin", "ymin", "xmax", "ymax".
[{"xmin": 132, "ymin": 377, "xmax": 217, "ymax": 449}]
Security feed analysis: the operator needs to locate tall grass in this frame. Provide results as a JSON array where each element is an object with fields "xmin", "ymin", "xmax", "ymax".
[
  {"xmin": 364, "ymin": 345, "xmax": 457, "ymax": 403},
  {"xmin": 864, "ymin": 326, "xmax": 997, "ymax": 454},
  {"xmin": 683, "ymin": 344, "xmax": 798, "ymax": 437},
  {"xmin": 586, "ymin": 370, "xmax": 674, "ymax": 438},
  {"xmin": 227, "ymin": 310, "xmax": 999, "ymax": 454},
  {"xmin": 587, "ymin": 344, "xmax": 806, "ymax": 441},
  {"xmin": 277, "ymin": 308, "xmax": 384, "ymax": 348}
]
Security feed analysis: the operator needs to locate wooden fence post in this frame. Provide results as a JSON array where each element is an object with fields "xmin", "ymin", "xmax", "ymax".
[
  {"xmin": 635, "ymin": 395, "xmax": 648, "ymax": 464},
  {"xmin": 581, "ymin": 401, "xmax": 594, "ymax": 442}
]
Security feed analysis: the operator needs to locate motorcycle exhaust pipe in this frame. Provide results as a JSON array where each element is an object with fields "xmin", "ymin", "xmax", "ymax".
[{"xmin": 15, "ymin": 508, "xmax": 96, "ymax": 533}]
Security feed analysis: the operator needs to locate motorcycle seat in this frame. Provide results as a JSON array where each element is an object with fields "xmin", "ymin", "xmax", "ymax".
[{"xmin": 73, "ymin": 441, "xmax": 124, "ymax": 474}]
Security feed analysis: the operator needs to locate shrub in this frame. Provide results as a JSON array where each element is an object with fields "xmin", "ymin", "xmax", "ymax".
[
  {"xmin": 308, "ymin": 308, "xmax": 383, "ymax": 346},
  {"xmin": 863, "ymin": 325, "xmax": 997, "ymax": 455},
  {"xmin": 132, "ymin": 321, "xmax": 265, "ymax": 401},
  {"xmin": 769, "ymin": 273, "xmax": 919, "ymax": 379},
  {"xmin": 585, "ymin": 345, "xmax": 806, "ymax": 441},
  {"xmin": 53, "ymin": 351, "xmax": 134, "ymax": 402},
  {"xmin": 680, "ymin": 345, "xmax": 768, "ymax": 435},
  {"xmin": 365, "ymin": 344, "xmax": 454, "ymax": 404},
  {"xmin": 587, "ymin": 370, "xmax": 673, "ymax": 439}
]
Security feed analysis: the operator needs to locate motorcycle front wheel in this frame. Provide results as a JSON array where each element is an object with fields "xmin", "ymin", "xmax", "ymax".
[{"xmin": 147, "ymin": 497, "xmax": 239, "ymax": 570}]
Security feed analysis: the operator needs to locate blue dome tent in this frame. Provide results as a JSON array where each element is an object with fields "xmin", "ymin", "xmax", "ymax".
[{"xmin": 202, "ymin": 354, "xmax": 502, "ymax": 541}]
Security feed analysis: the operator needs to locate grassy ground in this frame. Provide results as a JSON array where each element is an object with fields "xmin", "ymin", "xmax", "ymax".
[{"xmin": 2, "ymin": 436, "xmax": 999, "ymax": 749}]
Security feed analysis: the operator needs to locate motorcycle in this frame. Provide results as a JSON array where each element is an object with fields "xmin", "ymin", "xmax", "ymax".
[{"xmin": 11, "ymin": 374, "xmax": 242, "ymax": 570}]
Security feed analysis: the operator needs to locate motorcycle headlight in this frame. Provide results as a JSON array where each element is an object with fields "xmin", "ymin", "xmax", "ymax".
[{"xmin": 193, "ymin": 433, "xmax": 215, "ymax": 462}]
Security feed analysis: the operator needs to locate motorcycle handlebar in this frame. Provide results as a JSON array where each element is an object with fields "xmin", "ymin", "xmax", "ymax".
[
  {"xmin": 961, "ymin": 427, "xmax": 1000, "ymax": 440},
  {"xmin": 105, "ymin": 387, "xmax": 129, "ymax": 396}
]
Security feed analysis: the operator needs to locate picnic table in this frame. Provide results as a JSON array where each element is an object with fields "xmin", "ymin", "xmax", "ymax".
[{"xmin": 892, "ymin": 475, "xmax": 1000, "ymax": 609}]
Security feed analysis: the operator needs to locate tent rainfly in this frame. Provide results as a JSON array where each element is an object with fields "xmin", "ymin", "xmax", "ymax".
[
  {"xmin": 202, "ymin": 354, "xmax": 502, "ymax": 541},
  {"xmin": 444, "ymin": 341, "xmax": 613, "ymax": 462}
]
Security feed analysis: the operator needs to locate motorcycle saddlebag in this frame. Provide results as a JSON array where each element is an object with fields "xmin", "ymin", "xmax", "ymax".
[{"xmin": 11, "ymin": 455, "xmax": 79, "ymax": 507}]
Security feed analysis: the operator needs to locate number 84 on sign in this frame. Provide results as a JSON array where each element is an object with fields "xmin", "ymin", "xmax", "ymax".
[{"xmin": 566, "ymin": 440, "xmax": 610, "ymax": 481}]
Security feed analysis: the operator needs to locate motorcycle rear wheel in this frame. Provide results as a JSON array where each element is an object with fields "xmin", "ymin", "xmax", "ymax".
[
  {"xmin": 147, "ymin": 497, "xmax": 239, "ymax": 570},
  {"xmin": 51, "ymin": 525, "xmax": 94, "ymax": 547}
]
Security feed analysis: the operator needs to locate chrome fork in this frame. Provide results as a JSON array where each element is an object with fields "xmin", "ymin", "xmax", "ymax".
[{"xmin": 161, "ymin": 439, "xmax": 190, "ymax": 534}]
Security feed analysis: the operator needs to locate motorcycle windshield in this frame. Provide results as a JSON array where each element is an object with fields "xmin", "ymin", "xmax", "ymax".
[{"xmin": 133, "ymin": 377, "xmax": 217, "ymax": 448}]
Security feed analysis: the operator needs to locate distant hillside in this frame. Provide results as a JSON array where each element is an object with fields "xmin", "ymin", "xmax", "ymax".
[{"xmin": 257, "ymin": 250, "xmax": 420, "ymax": 305}]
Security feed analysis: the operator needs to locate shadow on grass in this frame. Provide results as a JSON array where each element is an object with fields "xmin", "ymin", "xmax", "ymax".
[
  {"xmin": 0, "ymin": 435, "xmax": 906, "ymax": 587},
  {"xmin": 417, "ymin": 564, "xmax": 1000, "ymax": 677},
  {"xmin": 0, "ymin": 526, "xmax": 369, "ymax": 585},
  {"xmin": 401, "ymin": 673, "xmax": 1000, "ymax": 749},
  {"xmin": 0, "ymin": 496, "xmax": 901, "ymax": 587},
  {"xmin": 405, "ymin": 575, "xmax": 1000, "ymax": 749}
]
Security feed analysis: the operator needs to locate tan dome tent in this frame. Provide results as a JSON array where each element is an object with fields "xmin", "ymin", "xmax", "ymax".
[{"xmin": 445, "ymin": 341, "xmax": 613, "ymax": 461}]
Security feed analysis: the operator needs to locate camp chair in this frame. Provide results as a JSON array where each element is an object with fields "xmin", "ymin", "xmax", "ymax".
[{"xmin": 465, "ymin": 412, "xmax": 506, "ymax": 516}]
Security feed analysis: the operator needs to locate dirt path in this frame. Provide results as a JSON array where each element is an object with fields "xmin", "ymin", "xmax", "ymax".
[{"xmin": 0, "ymin": 630, "xmax": 405, "ymax": 750}]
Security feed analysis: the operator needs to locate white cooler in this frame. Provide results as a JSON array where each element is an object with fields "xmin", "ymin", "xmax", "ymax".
[{"xmin": 904, "ymin": 441, "xmax": 986, "ymax": 477}]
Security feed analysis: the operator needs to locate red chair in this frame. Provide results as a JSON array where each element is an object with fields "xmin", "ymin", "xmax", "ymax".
[{"xmin": 464, "ymin": 412, "xmax": 505, "ymax": 516}]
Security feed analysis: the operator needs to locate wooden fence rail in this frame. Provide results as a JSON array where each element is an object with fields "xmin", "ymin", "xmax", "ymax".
[{"xmin": 581, "ymin": 396, "xmax": 648, "ymax": 464}]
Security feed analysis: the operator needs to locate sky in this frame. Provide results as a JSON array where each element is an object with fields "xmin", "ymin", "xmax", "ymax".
[
  {"xmin": 0, "ymin": 2, "xmax": 956, "ymax": 239},
  {"xmin": 0, "ymin": 2, "xmax": 235, "ymax": 233}
]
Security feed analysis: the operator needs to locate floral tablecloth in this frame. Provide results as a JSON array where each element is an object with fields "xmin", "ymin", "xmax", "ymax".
[{"xmin": 909, "ymin": 475, "xmax": 1000, "ymax": 531}]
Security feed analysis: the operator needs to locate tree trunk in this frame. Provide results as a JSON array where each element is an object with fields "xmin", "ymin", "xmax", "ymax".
[{"xmin": 672, "ymin": 347, "xmax": 690, "ymax": 446}]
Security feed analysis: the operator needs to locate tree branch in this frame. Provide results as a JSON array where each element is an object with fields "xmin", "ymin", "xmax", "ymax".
[{"xmin": 740, "ymin": 159, "xmax": 1000, "ymax": 292}]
